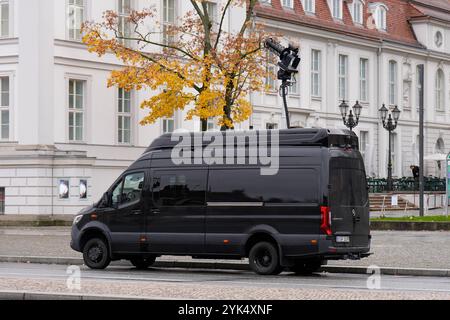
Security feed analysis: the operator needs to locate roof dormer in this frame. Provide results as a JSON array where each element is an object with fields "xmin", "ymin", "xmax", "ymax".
[{"xmin": 369, "ymin": 2, "xmax": 388, "ymax": 31}]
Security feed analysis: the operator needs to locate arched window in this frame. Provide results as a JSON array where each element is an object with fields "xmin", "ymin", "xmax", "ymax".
[
  {"xmin": 436, "ymin": 138, "xmax": 445, "ymax": 154},
  {"xmin": 330, "ymin": 0, "xmax": 343, "ymax": 20},
  {"xmin": 370, "ymin": 3, "xmax": 387, "ymax": 31},
  {"xmin": 435, "ymin": 69, "xmax": 445, "ymax": 111},
  {"xmin": 352, "ymin": 0, "xmax": 364, "ymax": 25}
]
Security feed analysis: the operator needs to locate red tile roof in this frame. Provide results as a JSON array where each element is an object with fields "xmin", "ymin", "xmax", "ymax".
[
  {"xmin": 255, "ymin": 0, "xmax": 450, "ymax": 48},
  {"xmin": 410, "ymin": 1, "xmax": 450, "ymax": 22}
]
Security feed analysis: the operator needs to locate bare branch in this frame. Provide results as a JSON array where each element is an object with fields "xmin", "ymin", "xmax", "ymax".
[{"xmin": 214, "ymin": 0, "xmax": 233, "ymax": 50}]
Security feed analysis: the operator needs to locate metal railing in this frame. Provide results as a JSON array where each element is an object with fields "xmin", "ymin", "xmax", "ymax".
[{"xmin": 368, "ymin": 177, "xmax": 446, "ymax": 193}]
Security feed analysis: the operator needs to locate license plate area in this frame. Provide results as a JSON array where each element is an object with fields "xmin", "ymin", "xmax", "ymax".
[{"xmin": 336, "ymin": 236, "xmax": 350, "ymax": 243}]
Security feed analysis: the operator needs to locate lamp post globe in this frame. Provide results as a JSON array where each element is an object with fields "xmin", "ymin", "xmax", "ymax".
[{"xmin": 340, "ymin": 100, "xmax": 361, "ymax": 132}]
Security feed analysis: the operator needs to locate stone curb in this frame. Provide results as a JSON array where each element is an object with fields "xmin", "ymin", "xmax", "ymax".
[
  {"xmin": 0, "ymin": 290, "xmax": 162, "ymax": 300},
  {"xmin": 1, "ymin": 255, "xmax": 449, "ymax": 278}
]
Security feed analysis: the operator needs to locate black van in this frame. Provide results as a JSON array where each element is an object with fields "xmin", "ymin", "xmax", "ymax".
[{"xmin": 70, "ymin": 128, "xmax": 371, "ymax": 275}]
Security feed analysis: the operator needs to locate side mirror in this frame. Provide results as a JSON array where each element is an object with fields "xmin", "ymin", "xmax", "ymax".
[{"xmin": 101, "ymin": 192, "xmax": 110, "ymax": 208}]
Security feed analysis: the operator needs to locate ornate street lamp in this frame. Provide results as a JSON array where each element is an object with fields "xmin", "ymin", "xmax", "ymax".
[
  {"xmin": 379, "ymin": 104, "xmax": 401, "ymax": 192},
  {"xmin": 339, "ymin": 100, "xmax": 363, "ymax": 131}
]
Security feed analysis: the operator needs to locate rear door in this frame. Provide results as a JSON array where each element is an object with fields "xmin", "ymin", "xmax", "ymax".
[{"xmin": 329, "ymin": 157, "xmax": 370, "ymax": 248}]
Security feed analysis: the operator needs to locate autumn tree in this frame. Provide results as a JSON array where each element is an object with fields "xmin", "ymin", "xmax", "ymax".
[{"xmin": 82, "ymin": 0, "xmax": 269, "ymax": 131}]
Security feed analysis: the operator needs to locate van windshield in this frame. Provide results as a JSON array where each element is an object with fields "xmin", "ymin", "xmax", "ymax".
[{"xmin": 330, "ymin": 159, "xmax": 368, "ymax": 207}]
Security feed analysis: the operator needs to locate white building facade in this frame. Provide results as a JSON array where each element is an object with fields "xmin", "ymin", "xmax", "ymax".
[{"xmin": 0, "ymin": 0, "xmax": 449, "ymax": 215}]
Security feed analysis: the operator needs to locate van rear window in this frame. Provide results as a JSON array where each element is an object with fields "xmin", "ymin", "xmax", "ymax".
[
  {"xmin": 330, "ymin": 168, "xmax": 368, "ymax": 207},
  {"xmin": 208, "ymin": 168, "xmax": 318, "ymax": 204}
]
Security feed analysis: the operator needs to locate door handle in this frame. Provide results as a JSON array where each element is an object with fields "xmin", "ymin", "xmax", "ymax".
[
  {"xmin": 151, "ymin": 208, "xmax": 160, "ymax": 214},
  {"xmin": 132, "ymin": 210, "xmax": 142, "ymax": 215}
]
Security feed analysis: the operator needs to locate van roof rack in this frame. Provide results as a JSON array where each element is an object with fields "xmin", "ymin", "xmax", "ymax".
[{"xmin": 145, "ymin": 128, "xmax": 358, "ymax": 153}]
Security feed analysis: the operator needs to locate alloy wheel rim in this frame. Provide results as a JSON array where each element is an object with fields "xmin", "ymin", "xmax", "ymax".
[
  {"xmin": 255, "ymin": 249, "xmax": 272, "ymax": 268},
  {"xmin": 88, "ymin": 245, "xmax": 103, "ymax": 263}
]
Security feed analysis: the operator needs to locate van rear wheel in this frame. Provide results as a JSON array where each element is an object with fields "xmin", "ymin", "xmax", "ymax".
[
  {"xmin": 291, "ymin": 259, "xmax": 324, "ymax": 275},
  {"xmin": 249, "ymin": 242, "xmax": 282, "ymax": 275},
  {"xmin": 83, "ymin": 238, "xmax": 111, "ymax": 270},
  {"xmin": 129, "ymin": 256, "xmax": 156, "ymax": 270}
]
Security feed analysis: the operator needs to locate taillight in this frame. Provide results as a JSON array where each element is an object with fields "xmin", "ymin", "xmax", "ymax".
[{"xmin": 320, "ymin": 206, "xmax": 332, "ymax": 235}]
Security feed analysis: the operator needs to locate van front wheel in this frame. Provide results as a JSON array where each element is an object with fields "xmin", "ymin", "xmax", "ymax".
[
  {"xmin": 83, "ymin": 238, "xmax": 111, "ymax": 270},
  {"xmin": 249, "ymin": 242, "xmax": 282, "ymax": 275}
]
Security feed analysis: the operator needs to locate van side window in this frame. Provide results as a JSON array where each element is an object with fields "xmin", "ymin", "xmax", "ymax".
[
  {"xmin": 111, "ymin": 179, "xmax": 123, "ymax": 207},
  {"xmin": 111, "ymin": 172, "xmax": 145, "ymax": 207},
  {"xmin": 208, "ymin": 168, "xmax": 318, "ymax": 204},
  {"xmin": 152, "ymin": 169, "xmax": 207, "ymax": 206},
  {"xmin": 122, "ymin": 172, "xmax": 145, "ymax": 204}
]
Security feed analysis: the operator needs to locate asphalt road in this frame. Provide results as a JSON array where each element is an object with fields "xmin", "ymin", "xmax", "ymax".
[
  {"xmin": 1, "ymin": 227, "xmax": 450, "ymax": 269},
  {"xmin": 1, "ymin": 262, "xmax": 450, "ymax": 299}
]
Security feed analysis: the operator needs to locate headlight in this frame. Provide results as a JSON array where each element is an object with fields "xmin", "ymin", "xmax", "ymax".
[{"xmin": 73, "ymin": 215, "xmax": 83, "ymax": 225}]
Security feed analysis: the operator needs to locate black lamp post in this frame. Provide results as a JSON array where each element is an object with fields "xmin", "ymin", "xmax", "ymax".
[
  {"xmin": 339, "ymin": 100, "xmax": 363, "ymax": 131},
  {"xmin": 379, "ymin": 104, "xmax": 401, "ymax": 192}
]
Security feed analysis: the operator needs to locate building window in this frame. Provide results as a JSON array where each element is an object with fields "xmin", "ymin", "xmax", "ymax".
[
  {"xmin": 388, "ymin": 60, "xmax": 397, "ymax": 105},
  {"xmin": 352, "ymin": 0, "xmax": 364, "ymax": 25},
  {"xmin": 338, "ymin": 54, "xmax": 348, "ymax": 101},
  {"xmin": 68, "ymin": 79, "xmax": 85, "ymax": 142},
  {"xmin": 416, "ymin": 65, "xmax": 423, "ymax": 108},
  {"xmin": 331, "ymin": 0, "xmax": 343, "ymax": 20},
  {"xmin": 162, "ymin": 0, "xmax": 176, "ymax": 45},
  {"xmin": 118, "ymin": 88, "xmax": 132, "ymax": 144},
  {"xmin": 311, "ymin": 49, "xmax": 321, "ymax": 98},
  {"xmin": 118, "ymin": 0, "xmax": 132, "ymax": 46},
  {"xmin": 206, "ymin": 1, "xmax": 218, "ymax": 28},
  {"xmin": 266, "ymin": 52, "xmax": 277, "ymax": 91},
  {"xmin": 162, "ymin": 117, "xmax": 175, "ymax": 133},
  {"xmin": 436, "ymin": 69, "xmax": 445, "ymax": 111},
  {"xmin": 0, "ymin": 0, "xmax": 9, "ymax": 38},
  {"xmin": 360, "ymin": 58, "xmax": 369, "ymax": 102},
  {"xmin": 207, "ymin": 117, "xmax": 219, "ymax": 131},
  {"xmin": 373, "ymin": 4, "xmax": 387, "ymax": 31},
  {"xmin": 289, "ymin": 75, "xmax": 299, "ymax": 95},
  {"xmin": 360, "ymin": 131, "xmax": 368, "ymax": 163},
  {"xmin": 282, "ymin": 0, "xmax": 293, "ymax": 9},
  {"xmin": 391, "ymin": 132, "xmax": 397, "ymax": 176},
  {"xmin": 0, "ymin": 76, "xmax": 9, "ymax": 140},
  {"xmin": 302, "ymin": 0, "xmax": 315, "ymax": 13},
  {"xmin": 67, "ymin": 0, "xmax": 85, "ymax": 41}
]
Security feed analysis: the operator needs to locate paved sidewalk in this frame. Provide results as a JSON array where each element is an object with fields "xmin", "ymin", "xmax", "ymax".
[{"xmin": 1, "ymin": 227, "xmax": 450, "ymax": 270}]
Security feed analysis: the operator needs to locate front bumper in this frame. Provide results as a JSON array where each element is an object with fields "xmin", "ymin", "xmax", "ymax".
[{"xmin": 70, "ymin": 225, "xmax": 82, "ymax": 252}]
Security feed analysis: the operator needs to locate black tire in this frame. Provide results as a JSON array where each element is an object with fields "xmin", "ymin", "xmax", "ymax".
[
  {"xmin": 290, "ymin": 259, "xmax": 324, "ymax": 275},
  {"xmin": 129, "ymin": 256, "xmax": 156, "ymax": 270},
  {"xmin": 249, "ymin": 241, "xmax": 282, "ymax": 275},
  {"xmin": 82, "ymin": 238, "xmax": 111, "ymax": 270}
]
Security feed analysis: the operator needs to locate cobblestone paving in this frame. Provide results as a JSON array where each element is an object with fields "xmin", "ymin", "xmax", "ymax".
[
  {"xmin": 1, "ymin": 277, "xmax": 450, "ymax": 300},
  {"xmin": 1, "ymin": 228, "xmax": 450, "ymax": 269}
]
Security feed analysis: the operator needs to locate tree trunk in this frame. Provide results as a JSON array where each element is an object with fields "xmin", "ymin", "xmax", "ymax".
[{"xmin": 201, "ymin": 119, "xmax": 208, "ymax": 132}]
